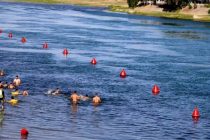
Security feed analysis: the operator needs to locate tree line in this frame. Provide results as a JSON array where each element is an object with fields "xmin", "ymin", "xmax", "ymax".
[{"xmin": 127, "ymin": 0, "xmax": 196, "ymax": 10}]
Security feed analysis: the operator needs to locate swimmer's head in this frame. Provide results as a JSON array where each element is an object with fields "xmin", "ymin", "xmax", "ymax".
[
  {"xmin": 11, "ymin": 96, "xmax": 14, "ymax": 99},
  {"xmin": 85, "ymin": 94, "xmax": 89, "ymax": 97},
  {"xmin": 74, "ymin": 91, "xmax": 77, "ymax": 93}
]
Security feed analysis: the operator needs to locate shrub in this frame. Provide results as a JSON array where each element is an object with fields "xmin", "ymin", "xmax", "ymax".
[
  {"xmin": 188, "ymin": 4, "xmax": 192, "ymax": 9},
  {"xmin": 204, "ymin": 4, "xmax": 210, "ymax": 8},
  {"xmin": 193, "ymin": 3, "xmax": 197, "ymax": 9},
  {"xmin": 127, "ymin": 0, "xmax": 139, "ymax": 8}
]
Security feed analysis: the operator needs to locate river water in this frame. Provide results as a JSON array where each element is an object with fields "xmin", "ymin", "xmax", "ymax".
[{"xmin": 0, "ymin": 2, "xmax": 210, "ymax": 140}]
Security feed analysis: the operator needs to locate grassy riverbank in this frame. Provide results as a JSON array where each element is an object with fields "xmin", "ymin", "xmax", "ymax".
[{"xmin": 9, "ymin": 0, "xmax": 210, "ymax": 22}]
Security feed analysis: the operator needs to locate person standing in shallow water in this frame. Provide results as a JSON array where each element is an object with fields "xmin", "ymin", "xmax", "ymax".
[
  {"xmin": 0, "ymin": 86, "xmax": 5, "ymax": 108},
  {"xmin": 92, "ymin": 93, "xmax": 101, "ymax": 105},
  {"xmin": 13, "ymin": 75, "xmax": 21, "ymax": 87},
  {"xmin": 69, "ymin": 91, "xmax": 80, "ymax": 104}
]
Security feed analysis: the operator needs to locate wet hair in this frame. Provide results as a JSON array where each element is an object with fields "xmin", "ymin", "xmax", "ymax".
[
  {"xmin": 11, "ymin": 96, "xmax": 14, "ymax": 99},
  {"xmin": 85, "ymin": 94, "xmax": 89, "ymax": 97},
  {"xmin": 74, "ymin": 91, "xmax": 77, "ymax": 93},
  {"xmin": 15, "ymin": 89, "xmax": 18, "ymax": 91}
]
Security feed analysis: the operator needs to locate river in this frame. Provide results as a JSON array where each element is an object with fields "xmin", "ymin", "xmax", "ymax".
[{"xmin": 0, "ymin": 2, "xmax": 210, "ymax": 139}]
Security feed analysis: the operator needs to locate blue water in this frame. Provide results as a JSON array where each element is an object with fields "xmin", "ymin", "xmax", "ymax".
[{"xmin": 0, "ymin": 2, "xmax": 210, "ymax": 139}]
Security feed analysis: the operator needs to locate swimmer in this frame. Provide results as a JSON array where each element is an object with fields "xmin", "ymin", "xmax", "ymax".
[
  {"xmin": 11, "ymin": 89, "xmax": 19, "ymax": 97},
  {"xmin": 52, "ymin": 88, "xmax": 61, "ymax": 95},
  {"xmin": 69, "ymin": 91, "xmax": 80, "ymax": 104},
  {"xmin": 46, "ymin": 88, "xmax": 61, "ymax": 95},
  {"xmin": 22, "ymin": 89, "xmax": 29, "ymax": 96},
  {"xmin": 0, "ymin": 70, "xmax": 5, "ymax": 76},
  {"xmin": 80, "ymin": 94, "xmax": 90, "ymax": 101},
  {"xmin": 8, "ymin": 82, "xmax": 15, "ymax": 89},
  {"xmin": 92, "ymin": 93, "xmax": 101, "ymax": 105},
  {"xmin": 0, "ymin": 86, "xmax": 5, "ymax": 106},
  {"xmin": 7, "ymin": 96, "xmax": 18, "ymax": 105},
  {"xmin": 13, "ymin": 75, "xmax": 21, "ymax": 86}
]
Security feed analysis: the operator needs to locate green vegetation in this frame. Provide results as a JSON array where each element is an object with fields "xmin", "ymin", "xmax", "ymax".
[
  {"xmin": 127, "ymin": 0, "xmax": 139, "ymax": 8},
  {"xmin": 204, "ymin": 4, "xmax": 210, "ymax": 8},
  {"xmin": 208, "ymin": 9, "xmax": 210, "ymax": 15},
  {"xmin": 188, "ymin": 3, "xmax": 192, "ymax": 9},
  {"xmin": 193, "ymin": 3, "xmax": 197, "ymax": 9}
]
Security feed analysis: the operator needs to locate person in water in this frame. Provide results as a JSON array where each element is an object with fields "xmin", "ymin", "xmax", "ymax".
[
  {"xmin": 80, "ymin": 94, "xmax": 90, "ymax": 101},
  {"xmin": 70, "ymin": 91, "xmax": 80, "ymax": 104},
  {"xmin": 8, "ymin": 82, "xmax": 15, "ymax": 89},
  {"xmin": 0, "ymin": 86, "xmax": 5, "ymax": 106},
  {"xmin": 11, "ymin": 89, "xmax": 19, "ymax": 97},
  {"xmin": 92, "ymin": 93, "xmax": 101, "ymax": 105},
  {"xmin": 7, "ymin": 96, "xmax": 18, "ymax": 105},
  {"xmin": 0, "ymin": 70, "xmax": 5, "ymax": 76},
  {"xmin": 13, "ymin": 75, "xmax": 21, "ymax": 86},
  {"xmin": 52, "ymin": 88, "xmax": 61, "ymax": 95},
  {"xmin": 22, "ymin": 89, "xmax": 29, "ymax": 96}
]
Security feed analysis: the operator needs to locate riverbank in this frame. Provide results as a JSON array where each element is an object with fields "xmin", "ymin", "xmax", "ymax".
[
  {"xmin": 12, "ymin": 0, "xmax": 127, "ymax": 7},
  {"xmin": 109, "ymin": 5, "xmax": 210, "ymax": 22},
  {"xmin": 9, "ymin": 0, "xmax": 210, "ymax": 22}
]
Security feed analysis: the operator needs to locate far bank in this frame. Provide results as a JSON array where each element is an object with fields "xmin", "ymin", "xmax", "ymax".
[{"xmin": 8, "ymin": 0, "xmax": 210, "ymax": 22}]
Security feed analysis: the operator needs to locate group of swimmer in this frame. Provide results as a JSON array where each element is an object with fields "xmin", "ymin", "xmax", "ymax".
[
  {"xmin": 48, "ymin": 89, "xmax": 102, "ymax": 106},
  {"xmin": 0, "ymin": 73, "xmax": 28, "ymax": 111},
  {"xmin": 70, "ymin": 91, "xmax": 101, "ymax": 105},
  {"xmin": 0, "ymin": 69, "xmax": 102, "ymax": 112}
]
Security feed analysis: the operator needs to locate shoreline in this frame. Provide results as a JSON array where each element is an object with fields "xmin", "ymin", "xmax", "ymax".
[
  {"xmin": 5, "ymin": 0, "xmax": 210, "ymax": 22},
  {"xmin": 109, "ymin": 5, "xmax": 210, "ymax": 22}
]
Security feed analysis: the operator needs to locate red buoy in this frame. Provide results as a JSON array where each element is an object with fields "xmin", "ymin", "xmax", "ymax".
[
  {"xmin": 152, "ymin": 85, "xmax": 160, "ymax": 95},
  {"xmin": 192, "ymin": 107, "xmax": 200, "ymax": 118},
  {"xmin": 20, "ymin": 128, "xmax": 29, "ymax": 136},
  {"xmin": 91, "ymin": 58, "xmax": 97, "ymax": 65},
  {"xmin": 8, "ymin": 32, "xmax": 13, "ymax": 38},
  {"xmin": 120, "ymin": 69, "xmax": 126, "ymax": 78},
  {"xmin": 43, "ymin": 42, "xmax": 48, "ymax": 49},
  {"xmin": 21, "ymin": 37, "xmax": 26, "ymax": 43},
  {"xmin": 63, "ymin": 48, "xmax": 69, "ymax": 56}
]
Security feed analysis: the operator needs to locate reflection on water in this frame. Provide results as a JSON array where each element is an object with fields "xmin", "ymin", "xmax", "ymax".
[
  {"xmin": 162, "ymin": 22, "xmax": 183, "ymax": 26},
  {"xmin": 0, "ymin": 111, "xmax": 4, "ymax": 127},
  {"xmin": 164, "ymin": 31, "xmax": 205, "ymax": 40}
]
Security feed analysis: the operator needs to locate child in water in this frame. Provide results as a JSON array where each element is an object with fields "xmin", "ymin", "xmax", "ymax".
[
  {"xmin": 11, "ymin": 89, "xmax": 19, "ymax": 97},
  {"xmin": 7, "ymin": 96, "xmax": 18, "ymax": 105}
]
